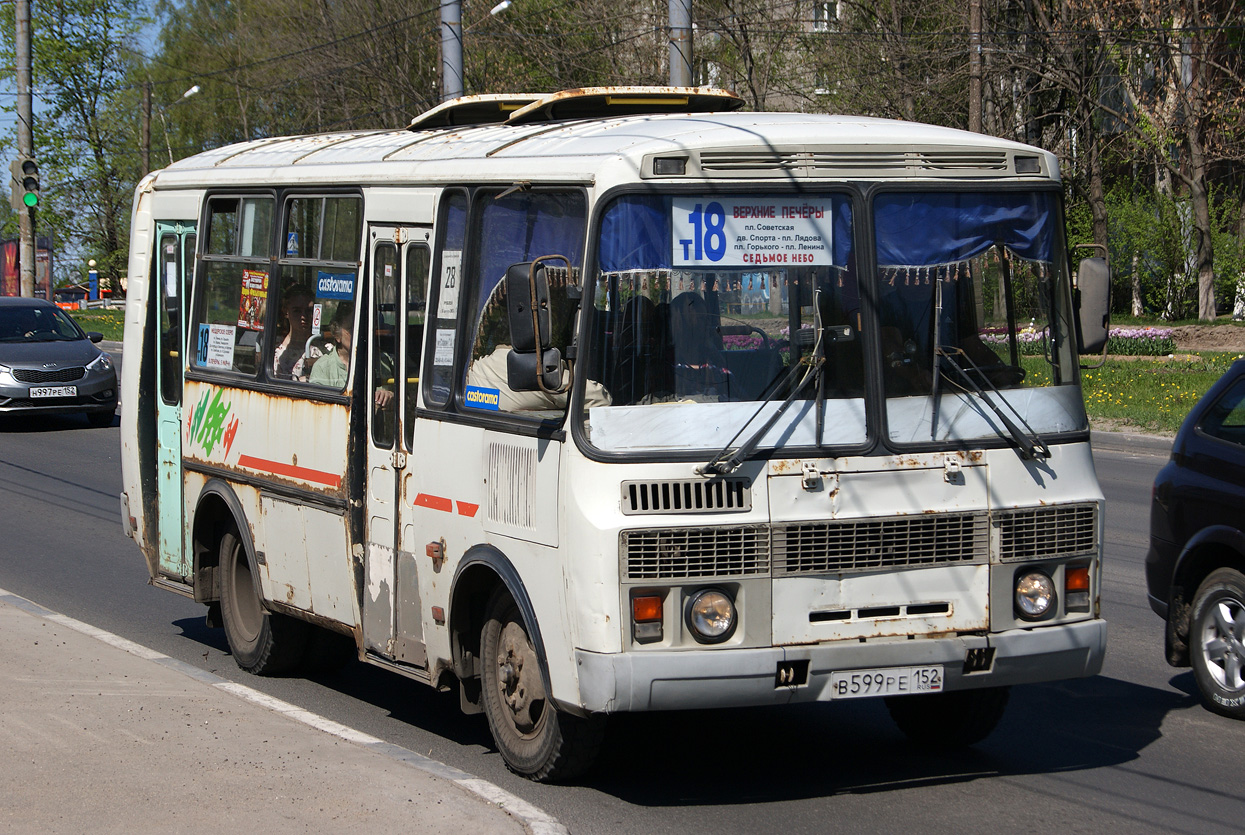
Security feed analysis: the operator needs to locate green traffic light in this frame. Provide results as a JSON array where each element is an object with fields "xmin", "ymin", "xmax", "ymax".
[{"xmin": 22, "ymin": 192, "xmax": 37, "ymax": 208}]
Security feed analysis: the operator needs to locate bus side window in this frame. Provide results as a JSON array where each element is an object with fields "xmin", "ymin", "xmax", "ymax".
[
  {"xmin": 462, "ymin": 189, "xmax": 586, "ymax": 416},
  {"xmin": 158, "ymin": 233, "xmax": 181, "ymax": 404},
  {"xmin": 404, "ymin": 244, "xmax": 429, "ymax": 449},
  {"xmin": 193, "ymin": 196, "xmax": 273, "ymax": 376},
  {"xmin": 423, "ymin": 190, "xmax": 467, "ymax": 409},
  {"xmin": 272, "ymin": 195, "xmax": 362, "ymax": 387}
]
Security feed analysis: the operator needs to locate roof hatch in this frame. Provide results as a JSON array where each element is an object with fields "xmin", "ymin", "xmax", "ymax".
[
  {"xmin": 407, "ymin": 93, "xmax": 546, "ymax": 131},
  {"xmin": 506, "ymin": 86, "xmax": 744, "ymax": 125}
]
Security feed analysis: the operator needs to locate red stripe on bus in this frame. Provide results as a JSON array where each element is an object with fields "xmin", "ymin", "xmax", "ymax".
[
  {"xmin": 237, "ymin": 455, "xmax": 342, "ymax": 489},
  {"xmin": 414, "ymin": 493, "xmax": 454, "ymax": 513},
  {"xmin": 456, "ymin": 501, "xmax": 479, "ymax": 517}
]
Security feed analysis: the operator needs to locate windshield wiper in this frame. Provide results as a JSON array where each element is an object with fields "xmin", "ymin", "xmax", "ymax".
[
  {"xmin": 934, "ymin": 346, "xmax": 1050, "ymax": 460},
  {"xmin": 698, "ymin": 295, "xmax": 826, "ymax": 476}
]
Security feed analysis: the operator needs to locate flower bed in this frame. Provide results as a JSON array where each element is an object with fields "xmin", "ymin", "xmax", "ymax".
[
  {"xmin": 982, "ymin": 326, "xmax": 1176, "ymax": 356},
  {"xmin": 1104, "ymin": 326, "xmax": 1177, "ymax": 356}
]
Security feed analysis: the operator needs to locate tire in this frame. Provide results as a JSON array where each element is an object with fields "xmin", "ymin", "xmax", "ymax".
[
  {"xmin": 885, "ymin": 686, "xmax": 1010, "ymax": 748},
  {"xmin": 479, "ymin": 587, "xmax": 604, "ymax": 782},
  {"xmin": 86, "ymin": 410, "xmax": 114, "ymax": 428},
  {"xmin": 1189, "ymin": 568, "xmax": 1245, "ymax": 719},
  {"xmin": 218, "ymin": 526, "xmax": 308, "ymax": 675}
]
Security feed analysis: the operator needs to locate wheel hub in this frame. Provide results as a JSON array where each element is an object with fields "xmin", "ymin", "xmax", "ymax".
[
  {"xmin": 495, "ymin": 621, "xmax": 546, "ymax": 735},
  {"xmin": 1202, "ymin": 598, "xmax": 1245, "ymax": 691}
]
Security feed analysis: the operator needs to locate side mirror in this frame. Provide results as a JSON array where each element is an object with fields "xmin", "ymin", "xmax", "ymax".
[
  {"xmin": 1074, "ymin": 256, "xmax": 1110, "ymax": 356},
  {"xmin": 505, "ymin": 261, "xmax": 551, "ymax": 352},
  {"xmin": 507, "ymin": 347, "xmax": 562, "ymax": 392},
  {"xmin": 504, "ymin": 256, "xmax": 570, "ymax": 393}
]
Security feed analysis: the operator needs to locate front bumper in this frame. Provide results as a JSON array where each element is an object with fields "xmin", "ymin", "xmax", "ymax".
[
  {"xmin": 0, "ymin": 373, "xmax": 118, "ymax": 416},
  {"xmin": 574, "ymin": 619, "xmax": 1106, "ymax": 713}
]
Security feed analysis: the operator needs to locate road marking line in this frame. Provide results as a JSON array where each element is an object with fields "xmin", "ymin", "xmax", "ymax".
[{"xmin": 0, "ymin": 587, "xmax": 568, "ymax": 835}]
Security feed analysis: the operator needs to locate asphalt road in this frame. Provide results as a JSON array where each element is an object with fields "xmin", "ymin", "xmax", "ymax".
[{"xmin": 2, "ymin": 392, "xmax": 1242, "ymax": 834}]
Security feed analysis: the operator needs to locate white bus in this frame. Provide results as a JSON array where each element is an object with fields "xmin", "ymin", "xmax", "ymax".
[{"xmin": 120, "ymin": 87, "xmax": 1111, "ymax": 781}]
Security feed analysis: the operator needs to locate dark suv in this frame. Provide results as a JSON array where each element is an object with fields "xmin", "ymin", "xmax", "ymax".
[{"xmin": 1148, "ymin": 359, "xmax": 1245, "ymax": 718}]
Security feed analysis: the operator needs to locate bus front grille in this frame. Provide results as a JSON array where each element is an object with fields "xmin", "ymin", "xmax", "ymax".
[
  {"xmin": 773, "ymin": 513, "xmax": 989, "ymax": 575},
  {"xmin": 623, "ymin": 526, "xmax": 770, "ymax": 580},
  {"xmin": 621, "ymin": 505, "xmax": 1096, "ymax": 581},
  {"xmin": 996, "ymin": 503, "xmax": 1098, "ymax": 561}
]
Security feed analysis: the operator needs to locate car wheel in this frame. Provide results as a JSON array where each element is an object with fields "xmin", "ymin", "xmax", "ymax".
[
  {"xmin": 218, "ymin": 525, "xmax": 308, "ymax": 675},
  {"xmin": 479, "ymin": 587, "xmax": 604, "ymax": 782},
  {"xmin": 1189, "ymin": 568, "xmax": 1245, "ymax": 719},
  {"xmin": 885, "ymin": 686, "xmax": 1010, "ymax": 747}
]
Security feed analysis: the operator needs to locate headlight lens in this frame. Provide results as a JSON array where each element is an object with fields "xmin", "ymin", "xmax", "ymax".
[
  {"xmin": 1015, "ymin": 571, "xmax": 1056, "ymax": 619},
  {"xmin": 87, "ymin": 352, "xmax": 113, "ymax": 373},
  {"xmin": 686, "ymin": 589, "xmax": 737, "ymax": 643}
]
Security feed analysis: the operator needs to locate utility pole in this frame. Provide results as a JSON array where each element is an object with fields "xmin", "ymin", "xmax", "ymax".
[
  {"xmin": 968, "ymin": 0, "xmax": 982, "ymax": 133},
  {"xmin": 669, "ymin": 0, "xmax": 693, "ymax": 87},
  {"xmin": 441, "ymin": 0, "xmax": 463, "ymax": 101},
  {"xmin": 15, "ymin": 0, "xmax": 36, "ymax": 297}
]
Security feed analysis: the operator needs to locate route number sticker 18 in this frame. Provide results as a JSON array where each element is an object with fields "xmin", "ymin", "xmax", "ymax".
[{"xmin": 672, "ymin": 197, "xmax": 835, "ymax": 267}]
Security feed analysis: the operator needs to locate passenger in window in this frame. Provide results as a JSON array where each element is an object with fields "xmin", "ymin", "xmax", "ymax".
[
  {"xmin": 273, "ymin": 284, "xmax": 314, "ymax": 380},
  {"xmin": 309, "ymin": 312, "xmax": 351, "ymax": 388},
  {"xmin": 310, "ymin": 308, "xmax": 395, "ymax": 409}
]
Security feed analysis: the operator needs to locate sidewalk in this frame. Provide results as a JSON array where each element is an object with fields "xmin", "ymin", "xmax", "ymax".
[{"xmin": 0, "ymin": 592, "xmax": 550, "ymax": 835}]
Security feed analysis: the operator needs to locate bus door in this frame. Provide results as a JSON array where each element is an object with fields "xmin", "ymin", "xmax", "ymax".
[
  {"xmin": 363, "ymin": 225, "xmax": 431, "ymax": 665},
  {"xmin": 154, "ymin": 220, "xmax": 196, "ymax": 579}
]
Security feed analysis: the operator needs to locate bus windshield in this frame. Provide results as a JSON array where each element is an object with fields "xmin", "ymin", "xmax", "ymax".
[
  {"xmin": 580, "ymin": 188, "xmax": 1085, "ymax": 455},
  {"xmin": 581, "ymin": 192, "xmax": 866, "ymax": 454},
  {"xmin": 875, "ymin": 191, "xmax": 1085, "ymax": 448}
]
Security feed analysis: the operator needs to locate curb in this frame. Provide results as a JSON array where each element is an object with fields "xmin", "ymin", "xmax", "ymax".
[
  {"xmin": 1089, "ymin": 429, "xmax": 1173, "ymax": 456},
  {"xmin": 0, "ymin": 587, "xmax": 567, "ymax": 835}
]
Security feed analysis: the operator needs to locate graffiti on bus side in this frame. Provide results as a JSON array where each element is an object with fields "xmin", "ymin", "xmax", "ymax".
[{"xmin": 186, "ymin": 387, "xmax": 240, "ymax": 459}]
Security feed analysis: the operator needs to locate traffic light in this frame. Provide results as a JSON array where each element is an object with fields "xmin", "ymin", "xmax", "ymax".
[{"xmin": 9, "ymin": 158, "xmax": 39, "ymax": 210}]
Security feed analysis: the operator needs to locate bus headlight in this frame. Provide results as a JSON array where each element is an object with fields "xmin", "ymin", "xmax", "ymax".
[
  {"xmin": 1015, "ymin": 571, "xmax": 1056, "ymax": 620},
  {"xmin": 686, "ymin": 589, "xmax": 736, "ymax": 643}
]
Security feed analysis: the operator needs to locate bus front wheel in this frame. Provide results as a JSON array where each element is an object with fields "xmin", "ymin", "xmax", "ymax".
[
  {"xmin": 218, "ymin": 525, "xmax": 308, "ymax": 675},
  {"xmin": 479, "ymin": 588, "xmax": 603, "ymax": 782}
]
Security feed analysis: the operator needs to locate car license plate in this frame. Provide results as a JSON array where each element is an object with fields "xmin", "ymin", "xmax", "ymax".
[
  {"xmin": 29, "ymin": 385, "xmax": 77, "ymax": 399},
  {"xmin": 830, "ymin": 665, "xmax": 943, "ymax": 699}
]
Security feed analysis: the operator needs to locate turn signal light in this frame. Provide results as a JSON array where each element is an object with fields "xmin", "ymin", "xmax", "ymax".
[
  {"xmin": 1065, "ymin": 565, "xmax": 1091, "ymax": 613},
  {"xmin": 631, "ymin": 594, "xmax": 663, "ymax": 644},
  {"xmin": 1066, "ymin": 565, "xmax": 1090, "ymax": 592},
  {"xmin": 632, "ymin": 595, "xmax": 663, "ymax": 622}
]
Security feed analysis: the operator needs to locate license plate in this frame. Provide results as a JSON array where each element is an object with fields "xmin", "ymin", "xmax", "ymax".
[
  {"xmin": 29, "ymin": 385, "xmax": 77, "ymax": 398},
  {"xmin": 829, "ymin": 665, "xmax": 943, "ymax": 699}
]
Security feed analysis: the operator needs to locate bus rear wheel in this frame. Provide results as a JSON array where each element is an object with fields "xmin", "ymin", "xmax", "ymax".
[
  {"xmin": 219, "ymin": 525, "xmax": 308, "ymax": 675},
  {"xmin": 479, "ymin": 588, "xmax": 603, "ymax": 782},
  {"xmin": 885, "ymin": 685, "xmax": 1010, "ymax": 748}
]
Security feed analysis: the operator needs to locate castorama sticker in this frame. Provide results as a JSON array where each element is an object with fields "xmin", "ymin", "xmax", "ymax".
[{"xmin": 316, "ymin": 270, "xmax": 356, "ymax": 300}]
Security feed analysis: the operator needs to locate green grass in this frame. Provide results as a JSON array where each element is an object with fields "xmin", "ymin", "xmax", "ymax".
[
  {"xmin": 69, "ymin": 308, "xmax": 125, "ymax": 341},
  {"xmin": 1079, "ymin": 352, "xmax": 1242, "ymax": 435},
  {"xmin": 1020, "ymin": 351, "xmax": 1238, "ymax": 436}
]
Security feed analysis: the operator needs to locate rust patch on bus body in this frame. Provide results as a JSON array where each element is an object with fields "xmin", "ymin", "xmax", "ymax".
[
  {"xmin": 769, "ymin": 458, "xmax": 803, "ymax": 475},
  {"xmin": 183, "ymin": 381, "xmax": 351, "ymax": 501}
]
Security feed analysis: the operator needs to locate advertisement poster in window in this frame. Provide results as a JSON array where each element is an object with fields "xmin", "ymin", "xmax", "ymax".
[{"xmin": 237, "ymin": 269, "xmax": 269, "ymax": 330}]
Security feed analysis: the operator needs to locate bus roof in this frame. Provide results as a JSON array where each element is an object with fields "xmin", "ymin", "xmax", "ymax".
[{"xmin": 150, "ymin": 107, "xmax": 1058, "ymax": 190}]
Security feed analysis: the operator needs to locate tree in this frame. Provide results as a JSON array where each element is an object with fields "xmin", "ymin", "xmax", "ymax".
[
  {"xmin": 467, "ymin": 0, "xmax": 666, "ymax": 93},
  {"xmin": 1086, "ymin": 0, "xmax": 1245, "ymax": 320},
  {"xmin": 0, "ymin": 0, "xmax": 151, "ymax": 293}
]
